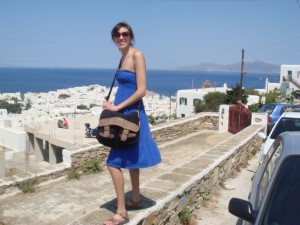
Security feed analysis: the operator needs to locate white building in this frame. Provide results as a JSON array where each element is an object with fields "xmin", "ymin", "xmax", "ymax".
[
  {"xmin": 0, "ymin": 109, "xmax": 7, "ymax": 121},
  {"xmin": 176, "ymin": 83, "xmax": 263, "ymax": 118},
  {"xmin": 279, "ymin": 65, "xmax": 300, "ymax": 94},
  {"xmin": 265, "ymin": 65, "xmax": 300, "ymax": 94},
  {"xmin": 176, "ymin": 84, "xmax": 228, "ymax": 118}
]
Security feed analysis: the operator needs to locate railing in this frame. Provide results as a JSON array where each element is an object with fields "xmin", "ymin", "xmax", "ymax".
[
  {"xmin": 228, "ymin": 102, "xmax": 252, "ymax": 134},
  {"xmin": 282, "ymin": 76, "xmax": 300, "ymax": 89}
]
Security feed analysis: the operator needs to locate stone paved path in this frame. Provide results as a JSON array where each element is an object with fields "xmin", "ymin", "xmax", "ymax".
[{"xmin": 0, "ymin": 130, "xmax": 239, "ymax": 225}]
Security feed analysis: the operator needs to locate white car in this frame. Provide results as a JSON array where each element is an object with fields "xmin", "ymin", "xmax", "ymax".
[
  {"xmin": 229, "ymin": 132, "xmax": 300, "ymax": 225},
  {"xmin": 258, "ymin": 111, "xmax": 300, "ymax": 163}
]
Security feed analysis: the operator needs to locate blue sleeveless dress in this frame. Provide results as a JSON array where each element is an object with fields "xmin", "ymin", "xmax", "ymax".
[{"xmin": 106, "ymin": 70, "xmax": 161, "ymax": 169}]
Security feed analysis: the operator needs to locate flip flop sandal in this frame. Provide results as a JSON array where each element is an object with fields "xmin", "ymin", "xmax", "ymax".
[{"xmin": 103, "ymin": 212, "xmax": 129, "ymax": 225}]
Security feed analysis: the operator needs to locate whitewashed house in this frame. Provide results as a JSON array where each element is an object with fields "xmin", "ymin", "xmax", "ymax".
[
  {"xmin": 176, "ymin": 84, "xmax": 228, "ymax": 118},
  {"xmin": 0, "ymin": 109, "xmax": 7, "ymax": 121},
  {"xmin": 176, "ymin": 83, "xmax": 263, "ymax": 118},
  {"xmin": 279, "ymin": 65, "xmax": 300, "ymax": 94}
]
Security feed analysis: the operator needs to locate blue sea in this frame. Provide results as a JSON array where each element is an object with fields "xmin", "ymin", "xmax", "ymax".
[{"xmin": 0, "ymin": 67, "xmax": 279, "ymax": 96}]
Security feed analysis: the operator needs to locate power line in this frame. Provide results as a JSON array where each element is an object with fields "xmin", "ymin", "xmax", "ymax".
[{"xmin": 247, "ymin": 35, "xmax": 300, "ymax": 52}]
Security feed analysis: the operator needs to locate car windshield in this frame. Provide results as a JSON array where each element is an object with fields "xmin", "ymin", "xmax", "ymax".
[
  {"xmin": 262, "ymin": 157, "xmax": 300, "ymax": 225},
  {"xmin": 270, "ymin": 118, "xmax": 300, "ymax": 139},
  {"xmin": 258, "ymin": 104, "xmax": 275, "ymax": 114}
]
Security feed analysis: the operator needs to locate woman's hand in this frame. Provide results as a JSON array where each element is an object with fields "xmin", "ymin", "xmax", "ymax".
[{"xmin": 103, "ymin": 100, "xmax": 119, "ymax": 111}]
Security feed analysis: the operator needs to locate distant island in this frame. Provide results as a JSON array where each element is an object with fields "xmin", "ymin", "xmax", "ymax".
[
  {"xmin": 175, "ymin": 61, "xmax": 280, "ymax": 74},
  {"xmin": 1, "ymin": 60, "xmax": 281, "ymax": 74}
]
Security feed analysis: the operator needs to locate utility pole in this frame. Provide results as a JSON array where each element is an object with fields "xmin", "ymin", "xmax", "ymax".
[
  {"xmin": 169, "ymin": 92, "xmax": 171, "ymax": 120},
  {"xmin": 239, "ymin": 49, "xmax": 245, "ymax": 101}
]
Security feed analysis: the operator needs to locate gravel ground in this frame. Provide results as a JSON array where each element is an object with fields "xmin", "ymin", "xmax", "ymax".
[{"xmin": 195, "ymin": 153, "xmax": 259, "ymax": 225}]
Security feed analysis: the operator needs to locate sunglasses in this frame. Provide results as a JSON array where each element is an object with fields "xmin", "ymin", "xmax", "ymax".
[{"xmin": 114, "ymin": 32, "xmax": 130, "ymax": 38}]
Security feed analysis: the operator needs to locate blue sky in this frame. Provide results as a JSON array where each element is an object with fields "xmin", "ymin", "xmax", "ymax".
[{"xmin": 0, "ymin": 0, "xmax": 299, "ymax": 69}]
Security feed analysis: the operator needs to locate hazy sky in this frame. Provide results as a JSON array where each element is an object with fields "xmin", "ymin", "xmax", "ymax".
[{"xmin": 1, "ymin": 0, "xmax": 300, "ymax": 69}]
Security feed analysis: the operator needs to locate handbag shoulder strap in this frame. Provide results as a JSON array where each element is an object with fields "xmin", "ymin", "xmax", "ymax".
[{"xmin": 105, "ymin": 58, "xmax": 123, "ymax": 101}]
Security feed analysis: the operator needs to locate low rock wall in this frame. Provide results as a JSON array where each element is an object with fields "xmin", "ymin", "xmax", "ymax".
[
  {"xmin": 140, "ymin": 130, "xmax": 262, "ymax": 225},
  {"xmin": 68, "ymin": 113, "xmax": 219, "ymax": 171}
]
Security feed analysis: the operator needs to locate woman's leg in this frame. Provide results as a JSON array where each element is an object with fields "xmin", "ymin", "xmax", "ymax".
[
  {"xmin": 106, "ymin": 166, "xmax": 127, "ymax": 220},
  {"xmin": 129, "ymin": 169, "xmax": 141, "ymax": 203}
]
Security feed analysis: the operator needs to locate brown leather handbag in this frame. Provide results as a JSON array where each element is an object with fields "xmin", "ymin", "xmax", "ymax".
[{"xmin": 96, "ymin": 109, "xmax": 140, "ymax": 148}]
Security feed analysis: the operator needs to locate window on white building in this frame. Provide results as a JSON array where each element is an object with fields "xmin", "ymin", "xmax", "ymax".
[
  {"xmin": 288, "ymin": 70, "xmax": 292, "ymax": 81},
  {"xmin": 179, "ymin": 97, "xmax": 187, "ymax": 105},
  {"xmin": 193, "ymin": 98, "xmax": 201, "ymax": 106}
]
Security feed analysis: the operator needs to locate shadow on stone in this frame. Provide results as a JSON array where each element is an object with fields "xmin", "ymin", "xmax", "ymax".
[
  {"xmin": 236, "ymin": 218, "xmax": 244, "ymax": 225},
  {"xmin": 99, "ymin": 192, "xmax": 157, "ymax": 212}
]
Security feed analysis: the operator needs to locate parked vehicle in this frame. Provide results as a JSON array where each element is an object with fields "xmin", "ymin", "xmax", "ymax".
[
  {"xmin": 291, "ymin": 104, "xmax": 300, "ymax": 112},
  {"xmin": 258, "ymin": 111, "xmax": 300, "ymax": 163},
  {"xmin": 229, "ymin": 132, "xmax": 300, "ymax": 225},
  {"xmin": 85, "ymin": 123, "xmax": 97, "ymax": 138},
  {"xmin": 258, "ymin": 103, "xmax": 294, "ymax": 123},
  {"xmin": 292, "ymin": 90, "xmax": 300, "ymax": 99},
  {"xmin": 258, "ymin": 103, "xmax": 293, "ymax": 134}
]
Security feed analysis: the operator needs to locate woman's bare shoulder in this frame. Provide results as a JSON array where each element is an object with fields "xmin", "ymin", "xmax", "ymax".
[
  {"xmin": 132, "ymin": 49, "xmax": 145, "ymax": 67},
  {"xmin": 132, "ymin": 48, "xmax": 144, "ymax": 58}
]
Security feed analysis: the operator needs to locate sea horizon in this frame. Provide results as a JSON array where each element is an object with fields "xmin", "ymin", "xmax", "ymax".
[{"xmin": 0, "ymin": 67, "xmax": 279, "ymax": 96}]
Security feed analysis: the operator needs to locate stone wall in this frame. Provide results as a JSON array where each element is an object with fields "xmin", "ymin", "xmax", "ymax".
[
  {"xmin": 68, "ymin": 113, "xmax": 219, "ymax": 171},
  {"xmin": 151, "ymin": 114, "xmax": 218, "ymax": 145},
  {"xmin": 139, "ymin": 130, "xmax": 262, "ymax": 225}
]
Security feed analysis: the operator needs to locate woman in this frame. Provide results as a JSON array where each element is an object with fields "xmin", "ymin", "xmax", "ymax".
[{"xmin": 102, "ymin": 22, "xmax": 161, "ymax": 225}]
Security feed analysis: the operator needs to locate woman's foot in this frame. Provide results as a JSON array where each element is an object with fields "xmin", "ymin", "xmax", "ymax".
[
  {"xmin": 114, "ymin": 199, "xmax": 143, "ymax": 210},
  {"xmin": 103, "ymin": 211, "xmax": 129, "ymax": 225},
  {"xmin": 126, "ymin": 199, "xmax": 143, "ymax": 210}
]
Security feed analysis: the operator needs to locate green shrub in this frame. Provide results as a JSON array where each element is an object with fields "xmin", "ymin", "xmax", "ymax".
[
  {"xmin": 58, "ymin": 94, "xmax": 70, "ymax": 99},
  {"xmin": 194, "ymin": 92, "xmax": 227, "ymax": 113},
  {"xmin": 67, "ymin": 169, "xmax": 81, "ymax": 180},
  {"xmin": 83, "ymin": 159, "xmax": 101, "ymax": 174},
  {"xmin": 17, "ymin": 181, "xmax": 35, "ymax": 193},
  {"xmin": 0, "ymin": 100, "xmax": 23, "ymax": 114},
  {"xmin": 224, "ymin": 83, "xmax": 248, "ymax": 105},
  {"xmin": 248, "ymin": 103, "xmax": 260, "ymax": 112},
  {"xmin": 77, "ymin": 104, "xmax": 88, "ymax": 110},
  {"xmin": 148, "ymin": 115, "xmax": 155, "ymax": 125},
  {"xmin": 179, "ymin": 207, "xmax": 192, "ymax": 224},
  {"xmin": 204, "ymin": 92, "xmax": 227, "ymax": 112}
]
